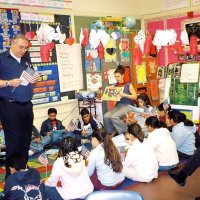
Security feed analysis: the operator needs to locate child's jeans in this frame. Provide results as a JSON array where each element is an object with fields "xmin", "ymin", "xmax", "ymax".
[
  {"xmin": 45, "ymin": 186, "xmax": 63, "ymax": 200},
  {"xmin": 51, "ymin": 131, "xmax": 75, "ymax": 143},
  {"xmin": 30, "ymin": 136, "xmax": 51, "ymax": 152}
]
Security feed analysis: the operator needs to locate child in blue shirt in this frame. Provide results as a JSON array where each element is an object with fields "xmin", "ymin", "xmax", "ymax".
[
  {"xmin": 1, "ymin": 153, "xmax": 46, "ymax": 200},
  {"xmin": 74, "ymin": 108, "xmax": 101, "ymax": 150},
  {"xmin": 40, "ymin": 108, "xmax": 67, "ymax": 144}
]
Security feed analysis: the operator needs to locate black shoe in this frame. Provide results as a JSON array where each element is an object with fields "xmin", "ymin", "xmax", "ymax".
[
  {"xmin": 168, "ymin": 170, "xmax": 186, "ymax": 187},
  {"xmin": 195, "ymin": 197, "xmax": 200, "ymax": 200}
]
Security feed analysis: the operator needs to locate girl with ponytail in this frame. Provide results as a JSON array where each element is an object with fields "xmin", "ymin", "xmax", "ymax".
[
  {"xmin": 145, "ymin": 116, "xmax": 179, "ymax": 170},
  {"xmin": 167, "ymin": 110, "xmax": 196, "ymax": 160},
  {"xmin": 123, "ymin": 123, "xmax": 158, "ymax": 182},
  {"xmin": 88, "ymin": 130, "xmax": 124, "ymax": 190}
]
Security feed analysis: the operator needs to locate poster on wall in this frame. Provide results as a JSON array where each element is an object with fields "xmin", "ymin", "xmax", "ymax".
[
  {"xmin": 86, "ymin": 73, "xmax": 102, "ymax": 91},
  {"xmin": 162, "ymin": 0, "xmax": 189, "ymax": 11},
  {"xmin": 169, "ymin": 79, "xmax": 199, "ymax": 106},
  {"xmin": 32, "ymin": 63, "xmax": 61, "ymax": 105},
  {"xmin": 120, "ymin": 38, "xmax": 130, "ymax": 62},
  {"xmin": 85, "ymin": 44, "xmax": 101, "ymax": 73},
  {"xmin": 0, "ymin": 0, "xmax": 72, "ymax": 9},
  {"xmin": 193, "ymin": 0, "xmax": 200, "ymax": 5},
  {"xmin": 20, "ymin": 12, "xmax": 71, "ymax": 104},
  {"xmin": 180, "ymin": 63, "xmax": 199, "ymax": 83},
  {"xmin": 0, "ymin": 8, "xmax": 20, "ymax": 53},
  {"xmin": 56, "ymin": 44, "xmax": 83, "ymax": 92}
]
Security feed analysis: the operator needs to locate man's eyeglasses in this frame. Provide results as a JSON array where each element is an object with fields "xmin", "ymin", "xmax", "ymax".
[{"xmin": 14, "ymin": 42, "xmax": 29, "ymax": 51}]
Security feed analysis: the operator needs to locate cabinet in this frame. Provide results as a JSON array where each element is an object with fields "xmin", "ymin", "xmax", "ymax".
[{"xmin": 78, "ymin": 98, "xmax": 97, "ymax": 117}]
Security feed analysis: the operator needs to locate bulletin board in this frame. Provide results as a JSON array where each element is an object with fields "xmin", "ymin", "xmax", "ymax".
[
  {"xmin": 0, "ymin": 8, "xmax": 20, "ymax": 53},
  {"xmin": 19, "ymin": 13, "xmax": 74, "ymax": 104}
]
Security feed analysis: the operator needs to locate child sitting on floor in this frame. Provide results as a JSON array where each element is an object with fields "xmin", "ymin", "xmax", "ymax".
[
  {"xmin": 29, "ymin": 125, "xmax": 51, "ymax": 156},
  {"xmin": 45, "ymin": 137, "xmax": 93, "ymax": 200},
  {"xmin": 123, "ymin": 123, "xmax": 158, "ymax": 182},
  {"xmin": 40, "ymin": 108, "xmax": 69, "ymax": 144},
  {"xmin": 126, "ymin": 93, "xmax": 153, "ymax": 136},
  {"xmin": 1, "ymin": 153, "xmax": 46, "ymax": 200},
  {"xmin": 74, "ymin": 108, "xmax": 101, "ymax": 150},
  {"xmin": 88, "ymin": 129, "xmax": 124, "ymax": 190}
]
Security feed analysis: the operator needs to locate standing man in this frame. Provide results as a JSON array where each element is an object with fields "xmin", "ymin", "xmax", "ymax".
[{"xmin": 0, "ymin": 34, "xmax": 36, "ymax": 179}]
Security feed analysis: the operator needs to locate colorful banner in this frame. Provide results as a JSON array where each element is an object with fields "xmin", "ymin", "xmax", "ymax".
[{"xmin": 0, "ymin": 8, "xmax": 20, "ymax": 53}]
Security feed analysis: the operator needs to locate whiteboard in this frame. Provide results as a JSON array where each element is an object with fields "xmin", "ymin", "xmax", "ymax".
[{"xmin": 56, "ymin": 44, "xmax": 83, "ymax": 92}]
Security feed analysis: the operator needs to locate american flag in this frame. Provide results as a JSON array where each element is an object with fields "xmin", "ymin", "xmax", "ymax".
[
  {"xmin": 38, "ymin": 152, "xmax": 48, "ymax": 166},
  {"xmin": 81, "ymin": 145, "xmax": 90, "ymax": 159},
  {"xmin": 68, "ymin": 119, "xmax": 77, "ymax": 131},
  {"xmin": 20, "ymin": 66, "xmax": 40, "ymax": 84}
]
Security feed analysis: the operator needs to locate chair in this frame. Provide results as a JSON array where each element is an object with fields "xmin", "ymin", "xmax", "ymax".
[{"xmin": 85, "ymin": 190, "xmax": 144, "ymax": 200}]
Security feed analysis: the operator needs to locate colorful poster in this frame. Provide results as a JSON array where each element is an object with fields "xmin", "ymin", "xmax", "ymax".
[
  {"xmin": 86, "ymin": 73, "xmax": 102, "ymax": 91},
  {"xmin": 0, "ymin": 8, "xmax": 20, "ymax": 53},
  {"xmin": 170, "ymin": 79, "xmax": 199, "ymax": 106},
  {"xmin": 150, "ymin": 80, "xmax": 159, "ymax": 100},
  {"xmin": 136, "ymin": 64, "xmax": 147, "ymax": 84},
  {"xmin": 120, "ymin": 38, "xmax": 130, "ymax": 62},
  {"xmin": 104, "ymin": 38, "xmax": 117, "ymax": 63},
  {"xmin": 32, "ymin": 63, "xmax": 61, "ymax": 105},
  {"xmin": 102, "ymin": 86, "xmax": 124, "ymax": 101},
  {"xmin": 85, "ymin": 44, "xmax": 101, "ymax": 73}
]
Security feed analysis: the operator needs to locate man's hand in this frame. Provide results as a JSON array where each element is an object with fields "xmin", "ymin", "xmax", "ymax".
[{"xmin": 9, "ymin": 78, "xmax": 21, "ymax": 87}]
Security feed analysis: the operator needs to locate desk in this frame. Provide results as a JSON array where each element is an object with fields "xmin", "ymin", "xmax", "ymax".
[{"xmin": 78, "ymin": 98, "xmax": 97, "ymax": 117}]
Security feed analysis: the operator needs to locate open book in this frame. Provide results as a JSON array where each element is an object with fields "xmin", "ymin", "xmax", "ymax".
[{"xmin": 102, "ymin": 86, "xmax": 124, "ymax": 101}]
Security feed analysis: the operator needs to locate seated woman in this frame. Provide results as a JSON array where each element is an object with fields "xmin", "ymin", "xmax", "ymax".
[
  {"xmin": 145, "ymin": 116, "xmax": 179, "ymax": 170},
  {"xmin": 123, "ymin": 124, "xmax": 158, "ymax": 182},
  {"xmin": 104, "ymin": 65, "xmax": 137, "ymax": 135},
  {"xmin": 88, "ymin": 129, "xmax": 125, "ymax": 190},
  {"xmin": 168, "ymin": 110, "xmax": 196, "ymax": 160}
]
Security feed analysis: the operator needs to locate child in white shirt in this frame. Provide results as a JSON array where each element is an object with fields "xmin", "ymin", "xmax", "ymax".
[
  {"xmin": 123, "ymin": 123, "xmax": 158, "ymax": 182},
  {"xmin": 45, "ymin": 137, "xmax": 93, "ymax": 200},
  {"xmin": 145, "ymin": 116, "xmax": 179, "ymax": 170},
  {"xmin": 88, "ymin": 130, "xmax": 124, "ymax": 190}
]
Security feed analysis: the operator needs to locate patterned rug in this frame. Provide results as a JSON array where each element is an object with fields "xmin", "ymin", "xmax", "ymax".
[{"xmin": 0, "ymin": 153, "xmax": 57, "ymax": 192}]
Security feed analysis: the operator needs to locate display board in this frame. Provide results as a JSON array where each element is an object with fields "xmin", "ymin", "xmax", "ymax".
[
  {"xmin": 0, "ymin": 8, "xmax": 20, "ymax": 53},
  {"xmin": 32, "ymin": 63, "xmax": 61, "ymax": 105},
  {"xmin": 20, "ymin": 13, "xmax": 72, "ymax": 105},
  {"xmin": 0, "ymin": 0, "xmax": 72, "ymax": 9}
]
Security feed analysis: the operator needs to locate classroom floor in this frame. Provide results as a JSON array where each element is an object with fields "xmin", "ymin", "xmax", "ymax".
[{"xmin": 125, "ymin": 167, "xmax": 200, "ymax": 200}]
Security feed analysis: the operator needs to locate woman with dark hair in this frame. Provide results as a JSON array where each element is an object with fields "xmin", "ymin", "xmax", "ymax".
[
  {"xmin": 104, "ymin": 65, "xmax": 137, "ymax": 135},
  {"xmin": 168, "ymin": 110, "xmax": 196, "ymax": 160},
  {"xmin": 88, "ymin": 129, "xmax": 124, "ymax": 190},
  {"xmin": 45, "ymin": 137, "xmax": 93, "ymax": 200},
  {"xmin": 145, "ymin": 116, "xmax": 179, "ymax": 170},
  {"xmin": 123, "ymin": 124, "xmax": 158, "ymax": 182}
]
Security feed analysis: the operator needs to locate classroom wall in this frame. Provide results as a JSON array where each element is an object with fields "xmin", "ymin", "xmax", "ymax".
[
  {"xmin": 141, "ymin": 0, "xmax": 200, "ymax": 20},
  {"xmin": 0, "ymin": 1, "xmax": 142, "ymax": 130}
]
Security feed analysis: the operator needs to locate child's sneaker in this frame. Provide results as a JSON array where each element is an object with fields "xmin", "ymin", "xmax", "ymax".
[{"xmin": 28, "ymin": 149, "xmax": 35, "ymax": 156}]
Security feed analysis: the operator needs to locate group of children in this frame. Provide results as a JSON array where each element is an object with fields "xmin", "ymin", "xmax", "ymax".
[{"xmin": 0, "ymin": 93, "xmax": 199, "ymax": 199}]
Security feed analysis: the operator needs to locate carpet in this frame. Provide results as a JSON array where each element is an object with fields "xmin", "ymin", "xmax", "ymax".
[
  {"xmin": 0, "ymin": 155, "xmax": 186, "ymax": 193},
  {"xmin": 0, "ymin": 153, "xmax": 56, "ymax": 192}
]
